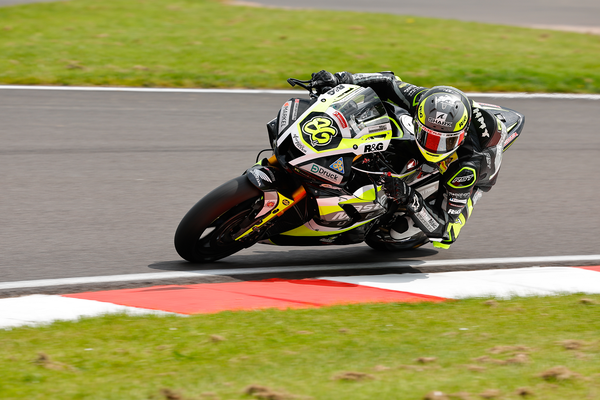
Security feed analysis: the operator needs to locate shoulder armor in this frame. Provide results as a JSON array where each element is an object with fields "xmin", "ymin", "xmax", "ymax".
[{"xmin": 447, "ymin": 166, "xmax": 476, "ymax": 189}]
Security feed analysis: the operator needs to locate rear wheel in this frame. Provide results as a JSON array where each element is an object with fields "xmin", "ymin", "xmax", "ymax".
[
  {"xmin": 365, "ymin": 230, "xmax": 429, "ymax": 251},
  {"xmin": 174, "ymin": 176, "xmax": 263, "ymax": 263}
]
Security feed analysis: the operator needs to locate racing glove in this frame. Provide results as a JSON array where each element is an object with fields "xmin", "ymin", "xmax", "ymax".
[
  {"xmin": 311, "ymin": 70, "xmax": 338, "ymax": 93},
  {"xmin": 382, "ymin": 173, "xmax": 413, "ymax": 204}
]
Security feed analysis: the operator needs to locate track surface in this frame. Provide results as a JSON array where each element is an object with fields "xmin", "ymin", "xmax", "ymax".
[
  {"xmin": 1, "ymin": 0, "xmax": 599, "ymax": 31},
  {"xmin": 1, "ymin": 0, "xmax": 599, "ymax": 294},
  {"xmin": 252, "ymin": 0, "xmax": 600, "ymax": 29},
  {"xmin": 2, "ymin": 89, "xmax": 600, "ymax": 289}
]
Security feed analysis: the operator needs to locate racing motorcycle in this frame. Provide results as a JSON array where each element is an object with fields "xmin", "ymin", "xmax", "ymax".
[{"xmin": 174, "ymin": 77, "xmax": 524, "ymax": 263}]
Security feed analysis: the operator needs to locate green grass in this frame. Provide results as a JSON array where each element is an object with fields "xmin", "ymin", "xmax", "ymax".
[
  {"xmin": 1, "ymin": 294, "xmax": 600, "ymax": 399},
  {"xmin": 0, "ymin": 0, "xmax": 599, "ymax": 92}
]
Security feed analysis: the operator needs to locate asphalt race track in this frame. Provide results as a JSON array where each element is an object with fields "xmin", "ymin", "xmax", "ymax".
[
  {"xmin": 1, "ymin": 0, "xmax": 599, "ymax": 31},
  {"xmin": 1, "ymin": 88, "xmax": 600, "ymax": 293},
  {"xmin": 1, "ymin": 0, "xmax": 599, "ymax": 296},
  {"xmin": 252, "ymin": 0, "xmax": 600, "ymax": 30}
]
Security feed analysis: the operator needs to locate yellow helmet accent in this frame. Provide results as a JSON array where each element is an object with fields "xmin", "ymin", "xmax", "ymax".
[
  {"xmin": 421, "ymin": 151, "xmax": 450, "ymax": 163},
  {"xmin": 455, "ymin": 108, "xmax": 469, "ymax": 131},
  {"xmin": 417, "ymin": 98, "xmax": 428, "ymax": 124},
  {"xmin": 416, "ymin": 140, "xmax": 455, "ymax": 163}
]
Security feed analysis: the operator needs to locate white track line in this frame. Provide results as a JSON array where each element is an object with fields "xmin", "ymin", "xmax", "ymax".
[
  {"xmin": 0, "ymin": 85, "xmax": 296, "ymax": 94},
  {"xmin": 1, "ymin": 255, "xmax": 600, "ymax": 290},
  {"xmin": 0, "ymin": 85, "xmax": 599, "ymax": 100},
  {"xmin": 468, "ymin": 92, "xmax": 600, "ymax": 100}
]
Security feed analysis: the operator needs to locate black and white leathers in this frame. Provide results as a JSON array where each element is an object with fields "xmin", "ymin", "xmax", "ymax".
[{"xmin": 336, "ymin": 71, "xmax": 507, "ymax": 247}]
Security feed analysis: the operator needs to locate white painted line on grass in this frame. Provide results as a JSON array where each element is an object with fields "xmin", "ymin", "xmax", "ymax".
[
  {"xmin": 1, "ymin": 255, "xmax": 600, "ymax": 290},
  {"xmin": 0, "ymin": 85, "xmax": 599, "ymax": 100}
]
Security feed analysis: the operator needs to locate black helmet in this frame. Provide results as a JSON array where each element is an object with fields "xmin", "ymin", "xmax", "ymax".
[{"xmin": 414, "ymin": 86, "xmax": 472, "ymax": 162}]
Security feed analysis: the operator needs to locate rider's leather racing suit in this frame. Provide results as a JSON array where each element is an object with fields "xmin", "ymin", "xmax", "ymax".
[{"xmin": 335, "ymin": 72, "xmax": 508, "ymax": 249}]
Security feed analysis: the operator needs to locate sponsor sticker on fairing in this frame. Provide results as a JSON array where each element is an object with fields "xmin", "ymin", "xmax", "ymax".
[
  {"xmin": 363, "ymin": 142, "xmax": 384, "ymax": 153},
  {"xmin": 329, "ymin": 157, "xmax": 345, "ymax": 174},
  {"xmin": 279, "ymin": 102, "xmax": 291, "ymax": 133},
  {"xmin": 302, "ymin": 116, "xmax": 338, "ymax": 147},
  {"xmin": 292, "ymin": 132, "xmax": 308, "ymax": 153},
  {"xmin": 250, "ymin": 169, "xmax": 273, "ymax": 185},
  {"xmin": 332, "ymin": 111, "xmax": 348, "ymax": 129},
  {"xmin": 320, "ymin": 237, "xmax": 337, "ymax": 243},
  {"xmin": 291, "ymin": 99, "xmax": 300, "ymax": 121},
  {"xmin": 300, "ymin": 163, "xmax": 343, "ymax": 184},
  {"xmin": 368, "ymin": 123, "xmax": 390, "ymax": 134}
]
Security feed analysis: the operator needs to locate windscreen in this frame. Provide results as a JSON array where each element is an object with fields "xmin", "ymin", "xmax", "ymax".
[{"xmin": 330, "ymin": 87, "xmax": 389, "ymax": 138}]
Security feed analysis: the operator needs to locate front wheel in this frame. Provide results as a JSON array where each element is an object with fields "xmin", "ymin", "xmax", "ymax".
[{"xmin": 174, "ymin": 176, "xmax": 263, "ymax": 263}]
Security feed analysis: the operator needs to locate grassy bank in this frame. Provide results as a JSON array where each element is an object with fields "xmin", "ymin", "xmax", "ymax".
[
  {"xmin": 1, "ymin": 294, "xmax": 600, "ymax": 399},
  {"xmin": 0, "ymin": 0, "xmax": 599, "ymax": 92}
]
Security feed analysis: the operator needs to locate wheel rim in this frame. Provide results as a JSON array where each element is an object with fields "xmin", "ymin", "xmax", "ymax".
[{"xmin": 195, "ymin": 202, "xmax": 259, "ymax": 259}]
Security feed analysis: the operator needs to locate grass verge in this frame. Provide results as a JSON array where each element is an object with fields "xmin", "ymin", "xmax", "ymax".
[
  {"xmin": 1, "ymin": 294, "xmax": 600, "ymax": 399},
  {"xmin": 0, "ymin": 0, "xmax": 599, "ymax": 92}
]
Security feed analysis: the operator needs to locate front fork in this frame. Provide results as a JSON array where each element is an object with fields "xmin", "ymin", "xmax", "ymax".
[{"xmin": 235, "ymin": 156, "xmax": 306, "ymax": 241}]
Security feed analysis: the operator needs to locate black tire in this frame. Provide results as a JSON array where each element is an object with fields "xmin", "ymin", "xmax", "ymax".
[
  {"xmin": 174, "ymin": 175, "xmax": 263, "ymax": 263},
  {"xmin": 365, "ymin": 231, "xmax": 429, "ymax": 251}
]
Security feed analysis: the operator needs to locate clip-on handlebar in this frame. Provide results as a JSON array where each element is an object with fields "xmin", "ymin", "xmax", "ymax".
[{"xmin": 287, "ymin": 77, "xmax": 329, "ymax": 98}]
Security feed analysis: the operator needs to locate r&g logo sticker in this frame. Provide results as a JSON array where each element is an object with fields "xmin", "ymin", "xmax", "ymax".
[{"xmin": 302, "ymin": 116, "xmax": 338, "ymax": 147}]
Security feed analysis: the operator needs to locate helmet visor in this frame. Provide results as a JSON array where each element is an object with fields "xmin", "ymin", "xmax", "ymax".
[{"xmin": 415, "ymin": 120, "xmax": 465, "ymax": 155}]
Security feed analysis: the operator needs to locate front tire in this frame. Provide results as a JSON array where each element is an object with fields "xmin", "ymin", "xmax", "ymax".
[{"xmin": 174, "ymin": 176, "xmax": 263, "ymax": 263}]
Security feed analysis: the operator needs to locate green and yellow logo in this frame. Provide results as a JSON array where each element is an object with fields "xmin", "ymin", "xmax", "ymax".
[{"xmin": 302, "ymin": 116, "xmax": 338, "ymax": 147}]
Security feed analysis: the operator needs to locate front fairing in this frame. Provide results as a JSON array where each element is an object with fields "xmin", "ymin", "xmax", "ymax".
[{"xmin": 274, "ymin": 85, "xmax": 393, "ymax": 186}]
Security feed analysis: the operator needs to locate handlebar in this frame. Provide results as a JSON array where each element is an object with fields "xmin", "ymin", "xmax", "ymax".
[
  {"xmin": 286, "ymin": 78, "xmax": 312, "ymax": 90},
  {"xmin": 287, "ymin": 77, "xmax": 329, "ymax": 98}
]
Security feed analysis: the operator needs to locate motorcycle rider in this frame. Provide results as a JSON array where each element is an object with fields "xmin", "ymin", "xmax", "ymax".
[{"xmin": 311, "ymin": 70, "xmax": 516, "ymax": 249}]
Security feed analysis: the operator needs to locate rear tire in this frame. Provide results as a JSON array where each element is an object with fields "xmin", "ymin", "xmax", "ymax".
[
  {"xmin": 174, "ymin": 176, "xmax": 262, "ymax": 263},
  {"xmin": 365, "ymin": 230, "xmax": 429, "ymax": 251}
]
